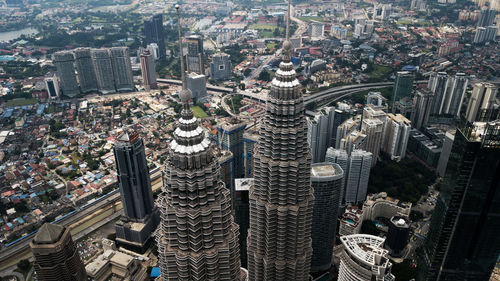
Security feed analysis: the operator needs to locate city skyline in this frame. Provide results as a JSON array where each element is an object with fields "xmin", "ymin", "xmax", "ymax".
[{"xmin": 0, "ymin": 0, "xmax": 499, "ymax": 280}]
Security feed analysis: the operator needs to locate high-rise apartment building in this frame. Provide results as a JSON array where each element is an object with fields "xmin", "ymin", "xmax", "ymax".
[
  {"xmin": 147, "ymin": 43, "xmax": 160, "ymax": 60},
  {"xmin": 382, "ymin": 113, "xmax": 412, "ymax": 161},
  {"xmin": 422, "ymin": 120, "xmax": 500, "ymax": 281},
  {"xmin": 53, "ymin": 51, "xmax": 79, "ymax": 97},
  {"xmin": 74, "ymin": 48, "xmax": 98, "ymax": 94},
  {"xmin": 345, "ymin": 150, "xmax": 372, "ymax": 204},
  {"xmin": 429, "ymin": 72, "xmax": 449, "ymax": 115},
  {"xmin": 308, "ymin": 21, "xmax": 325, "ymax": 37},
  {"xmin": 91, "ymin": 49, "xmax": 116, "ymax": 94},
  {"xmin": 156, "ymin": 6, "xmax": 246, "ymax": 280},
  {"xmin": 361, "ymin": 117, "xmax": 384, "ymax": 167},
  {"xmin": 336, "ymin": 117, "xmax": 361, "ymax": 150},
  {"xmin": 44, "ymin": 76, "xmax": 60, "ymax": 100},
  {"xmin": 217, "ymin": 118, "xmax": 247, "ymax": 182},
  {"xmin": 338, "ymin": 235, "xmax": 395, "ymax": 281},
  {"xmin": 412, "ymin": 88, "xmax": 434, "ymax": 130},
  {"xmin": 465, "ymin": 82, "xmax": 498, "ymax": 122},
  {"xmin": 473, "ymin": 26, "xmax": 498, "ymax": 43},
  {"xmin": 144, "ymin": 14, "xmax": 166, "ymax": 59},
  {"xmin": 307, "ymin": 107, "xmax": 336, "ymax": 163},
  {"xmin": 339, "ymin": 206, "xmax": 363, "ymax": 236},
  {"xmin": 441, "ymin": 73, "xmax": 468, "ymax": 116},
  {"xmin": 140, "ymin": 50, "xmax": 158, "ymax": 91},
  {"xmin": 30, "ymin": 223, "xmax": 87, "ymax": 281},
  {"xmin": 113, "ymin": 131, "xmax": 158, "ymax": 252},
  {"xmin": 436, "ymin": 131, "xmax": 455, "ymax": 177},
  {"xmin": 477, "ymin": 9, "xmax": 496, "ymax": 27},
  {"xmin": 325, "ymin": 148, "xmax": 372, "ymax": 206},
  {"xmin": 247, "ymin": 3, "xmax": 314, "ymax": 278},
  {"xmin": 210, "ymin": 53, "xmax": 232, "ymax": 81},
  {"xmin": 373, "ymin": 4, "xmax": 392, "ymax": 20},
  {"xmin": 110, "ymin": 47, "xmax": 134, "ymax": 92},
  {"xmin": 186, "ymin": 35, "xmax": 204, "ymax": 74},
  {"xmin": 310, "ymin": 163, "xmax": 343, "ymax": 274},
  {"xmin": 392, "ymin": 71, "xmax": 415, "ymax": 113}
]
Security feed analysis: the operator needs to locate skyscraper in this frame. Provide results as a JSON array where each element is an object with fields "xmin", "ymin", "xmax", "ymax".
[
  {"xmin": 234, "ymin": 178, "xmax": 253, "ymax": 269},
  {"xmin": 110, "ymin": 47, "xmax": 134, "ymax": 92},
  {"xmin": 144, "ymin": 14, "xmax": 166, "ymax": 59},
  {"xmin": 382, "ymin": 113, "xmax": 412, "ymax": 161},
  {"xmin": 385, "ymin": 216, "xmax": 411, "ymax": 257},
  {"xmin": 338, "ymin": 235, "xmax": 395, "ymax": 281},
  {"xmin": 92, "ymin": 49, "xmax": 116, "ymax": 94},
  {"xmin": 186, "ymin": 72, "xmax": 207, "ymax": 100},
  {"xmin": 307, "ymin": 107, "xmax": 336, "ymax": 163},
  {"xmin": 477, "ymin": 9, "xmax": 496, "ymax": 27},
  {"xmin": 74, "ymin": 48, "xmax": 98, "ymax": 94},
  {"xmin": 345, "ymin": 150, "xmax": 372, "ymax": 204},
  {"xmin": 465, "ymin": 82, "xmax": 498, "ymax": 123},
  {"xmin": 441, "ymin": 73, "xmax": 468, "ymax": 117},
  {"xmin": 217, "ymin": 118, "xmax": 247, "ymax": 181},
  {"xmin": 310, "ymin": 163, "xmax": 343, "ymax": 274},
  {"xmin": 186, "ymin": 35, "xmax": 204, "ymax": 74},
  {"xmin": 392, "ymin": 71, "xmax": 415, "ymax": 113},
  {"xmin": 429, "ymin": 72, "xmax": 449, "ymax": 115},
  {"xmin": 411, "ymin": 88, "xmax": 434, "ymax": 130},
  {"xmin": 361, "ymin": 116, "xmax": 384, "ymax": 167},
  {"xmin": 53, "ymin": 51, "xmax": 79, "ymax": 97},
  {"xmin": 325, "ymin": 148, "xmax": 349, "ymax": 209},
  {"xmin": 210, "ymin": 53, "xmax": 232, "ymax": 81},
  {"xmin": 114, "ymin": 131, "xmax": 158, "ymax": 252},
  {"xmin": 30, "ymin": 223, "xmax": 87, "ymax": 281},
  {"xmin": 247, "ymin": 1, "xmax": 315, "ymax": 279},
  {"xmin": 156, "ymin": 6, "xmax": 246, "ymax": 280},
  {"xmin": 422, "ymin": 120, "xmax": 500, "ymax": 281},
  {"xmin": 140, "ymin": 50, "xmax": 158, "ymax": 91}
]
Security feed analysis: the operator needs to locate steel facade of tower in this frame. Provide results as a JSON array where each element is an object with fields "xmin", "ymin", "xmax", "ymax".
[
  {"xmin": 156, "ymin": 6, "xmax": 246, "ymax": 280},
  {"xmin": 421, "ymin": 120, "xmax": 500, "ymax": 281},
  {"xmin": 412, "ymin": 88, "xmax": 434, "ymax": 130},
  {"xmin": 30, "ymin": 223, "xmax": 87, "ymax": 281},
  {"xmin": 74, "ymin": 48, "xmax": 98, "ymax": 93},
  {"xmin": 247, "ymin": 3, "xmax": 315, "ymax": 277},
  {"xmin": 391, "ymin": 71, "xmax": 415, "ymax": 113},
  {"xmin": 113, "ymin": 131, "xmax": 158, "ymax": 252},
  {"xmin": 53, "ymin": 51, "xmax": 80, "ymax": 97},
  {"xmin": 310, "ymin": 163, "xmax": 343, "ymax": 274}
]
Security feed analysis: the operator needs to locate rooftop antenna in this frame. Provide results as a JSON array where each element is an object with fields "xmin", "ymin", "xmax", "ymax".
[
  {"xmin": 283, "ymin": 0, "xmax": 292, "ymax": 62},
  {"xmin": 175, "ymin": 4, "xmax": 192, "ymax": 109}
]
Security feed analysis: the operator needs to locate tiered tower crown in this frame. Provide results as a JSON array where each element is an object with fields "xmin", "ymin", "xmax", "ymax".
[{"xmin": 156, "ymin": 5, "xmax": 246, "ymax": 281}]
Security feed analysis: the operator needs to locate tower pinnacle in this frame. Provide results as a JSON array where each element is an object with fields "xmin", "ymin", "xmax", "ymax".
[
  {"xmin": 175, "ymin": 4, "xmax": 192, "ymax": 104},
  {"xmin": 283, "ymin": 0, "xmax": 292, "ymax": 62}
]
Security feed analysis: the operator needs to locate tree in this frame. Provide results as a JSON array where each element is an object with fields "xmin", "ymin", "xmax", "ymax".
[
  {"xmin": 243, "ymin": 68, "xmax": 252, "ymax": 77},
  {"xmin": 258, "ymin": 70, "xmax": 271, "ymax": 82},
  {"xmin": 361, "ymin": 220, "xmax": 379, "ymax": 236},
  {"xmin": 239, "ymin": 83, "xmax": 245, "ymax": 90}
]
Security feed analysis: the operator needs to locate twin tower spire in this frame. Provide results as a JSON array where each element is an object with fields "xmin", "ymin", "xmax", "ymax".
[{"xmin": 157, "ymin": 1, "xmax": 313, "ymax": 280}]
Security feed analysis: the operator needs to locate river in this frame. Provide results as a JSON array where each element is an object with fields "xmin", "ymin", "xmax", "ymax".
[{"xmin": 0, "ymin": 27, "xmax": 38, "ymax": 43}]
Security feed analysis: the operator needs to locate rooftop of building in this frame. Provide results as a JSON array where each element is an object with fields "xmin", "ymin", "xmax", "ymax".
[
  {"xmin": 33, "ymin": 223, "xmax": 65, "ymax": 244},
  {"xmin": 235, "ymin": 178, "xmax": 253, "ymax": 191},
  {"xmin": 341, "ymin": 234, "xmax": 390, "ymax": 266},
  {"xmin": 311, "ymin": 163, "xmax": 342, "ymax": 178},
  {"xmin": 390, "ymin": 216, "xmax": 410, "ymax": 228}
]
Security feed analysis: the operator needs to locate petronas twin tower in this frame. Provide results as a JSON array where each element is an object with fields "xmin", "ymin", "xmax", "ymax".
[{"xmin": 157, "ymin": 2, "xmax": 314, "ymax": 280}]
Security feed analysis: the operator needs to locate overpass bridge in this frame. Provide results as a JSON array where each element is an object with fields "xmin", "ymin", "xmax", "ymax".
[
  {"xmin": 157, "ymin": 78, "xmax": 234, "ymax": 93},
  {"xmin": 238, "ymin": 81, "xmax": 428, "ymax": 105}
]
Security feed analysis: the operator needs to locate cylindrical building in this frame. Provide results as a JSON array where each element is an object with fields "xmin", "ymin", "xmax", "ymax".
[
  {"xmin": 385, "ymin": 216, "xmax": 410, "ymax": 257},
  {"xmin": 310, "ymin": 163, "xmax": 344, "ymax": 274}
]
